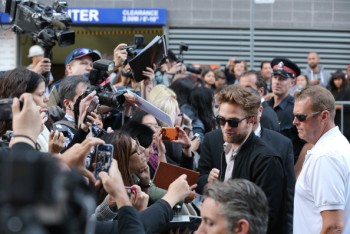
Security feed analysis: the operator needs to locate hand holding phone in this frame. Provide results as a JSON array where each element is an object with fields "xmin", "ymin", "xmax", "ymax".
[
  {"xmin": 84, "ymin": 99, "xmax": 98, "ymax": 124},
  {"xmin": 161, "ymin": 127, "xmax": 179, "ymax": 141},
  {"xmin": 94, "ymin": 144, "xmax": 113, "ymax": 179}
]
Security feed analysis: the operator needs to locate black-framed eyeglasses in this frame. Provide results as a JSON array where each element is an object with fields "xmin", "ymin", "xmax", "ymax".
[
  {"xmin": 130, "ymin": 138, "xmax": 142, "ymax": 156},
  {"xmin": 294, "ymin": 111, "xmax": 322, "ymax": 122},
  {"xmin": 215, "ymin": 116, "xmax": 248, "ymax": 128}
]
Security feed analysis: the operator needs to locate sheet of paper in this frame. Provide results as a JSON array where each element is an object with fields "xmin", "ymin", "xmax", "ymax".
[{"xmin": 127, "ymin": 90, "xmax": 173, "ymax": 126}]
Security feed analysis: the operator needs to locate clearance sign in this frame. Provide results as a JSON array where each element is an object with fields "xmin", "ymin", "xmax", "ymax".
[
  {"xmin": 67, "ymin": 8, "xmax": 167, "ymax": 25},
  {"xmin": 0, "ymin": 8, "xmax": 167, "ymax": 25}
]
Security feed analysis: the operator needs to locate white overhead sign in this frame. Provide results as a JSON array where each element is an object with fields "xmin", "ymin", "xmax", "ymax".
[{"xmin": 254, "ymin": 0, "xmax": 275, "ymax": 3}]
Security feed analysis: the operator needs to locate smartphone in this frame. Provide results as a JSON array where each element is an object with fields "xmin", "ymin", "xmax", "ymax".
[
  {"xmin": 0, "ymin": 98, "xmax": 23, "ymax": 121},
  {"xmin": 161, "ymin": 127, "xmax": 179, "ymax": 141},
  {"xmin": 52, "ymin": 124, "xmax": 69, "ymax": 137},
  {"xmin": 94, "ymin": 144, "xmax": 113, "ymax": 179},
  {"xmin": 84, "ymin": 99, "xmax": 98, "ymax": 124}
]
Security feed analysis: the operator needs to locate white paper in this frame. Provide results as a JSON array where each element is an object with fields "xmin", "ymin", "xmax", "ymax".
[{"xmin": 126, "ymin": 90, "xmax": 173, "ymax": 126}]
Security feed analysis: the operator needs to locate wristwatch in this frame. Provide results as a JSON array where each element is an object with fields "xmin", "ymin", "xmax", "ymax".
[{"xmin": 138, "ymin": 181, "xmax": 151, "ymax": 188}]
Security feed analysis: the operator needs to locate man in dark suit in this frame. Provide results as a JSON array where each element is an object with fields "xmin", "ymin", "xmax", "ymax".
[{"xmin": 197, "ymin": 86, "xmax": 289, "ymax": 234}]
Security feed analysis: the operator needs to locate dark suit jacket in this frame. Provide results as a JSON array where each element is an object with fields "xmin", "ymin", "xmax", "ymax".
[
  {"xmin": 197, "ymin": 127, "xmax": 295, "ymax": 234},
  {"xmin": 261, "ymin": 101, "xmax": 280, "ymax": 132}
]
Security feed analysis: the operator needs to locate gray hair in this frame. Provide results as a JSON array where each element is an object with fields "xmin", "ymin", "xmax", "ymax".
[
  {"xmin": 203, "ymin": 179, "xmax": 269, "ymax": 234},
  {"xmin": 59, "ymin": 75, "xmax": 90, "ymax": 110}
]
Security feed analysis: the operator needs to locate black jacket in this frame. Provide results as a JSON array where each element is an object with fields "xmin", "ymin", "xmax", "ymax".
[{"xmin": 197, "ymin": 130, "xmax": 290, "ymax": 234}]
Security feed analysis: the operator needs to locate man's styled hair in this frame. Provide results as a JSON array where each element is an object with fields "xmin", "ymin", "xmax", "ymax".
[
  {"xmin": 203, "ymin": 179, "xmax": 269, "ymax": 234},
  {"xmin": 295, "ymin": 85, "xmax": 336, "ymax": 120},
  {"xmin": 240, "ymin": 70, "xmax": 265, "ymax": 89},
  {"xmin": 59, "ymin": 75, "xmax": 89, "ymax": 111},
  {"xmin": 217, "ymin": 85, "xmax": 260, "ymax": 117}
]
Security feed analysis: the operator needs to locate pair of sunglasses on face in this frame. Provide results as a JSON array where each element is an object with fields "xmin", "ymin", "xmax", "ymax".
[
  {"xmin": 293, "ymin": 111, "xmax": 323, "ymax": 122},
  {"xmin": 215, "ymin": 116, "xmax": 249, "ymax": 128}
]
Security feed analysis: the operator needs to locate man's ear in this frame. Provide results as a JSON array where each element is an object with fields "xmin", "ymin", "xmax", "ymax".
[
  {"xmin": 290, "ymin": 78, "xmax": 296, "ymax": 86},
  {"xmin": 233, "ymin": 219, "xmax": 250, "ymax": 234},
  {"xmin": 63, "ymin": 99, "xmax": 71, "ymax": 110},
  {"xmin": 248, "ymin": 116, "xmax": 258, "ymax": 125}
]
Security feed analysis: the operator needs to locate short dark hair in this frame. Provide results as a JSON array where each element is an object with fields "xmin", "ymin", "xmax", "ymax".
[
  {"xmin": 260, "ymin": 60, "xmax": 271, "ymax": 70},
  {"xmin": 203, "ymin": 179, "xmax": 269, "ymax": 234},
  {"xmin": 240, "ymin": 70, "xmax": 265, "ymax": 89},
  {"xmin": 59, "ymin": 75, "xmax": 89, "ymax": 110}
]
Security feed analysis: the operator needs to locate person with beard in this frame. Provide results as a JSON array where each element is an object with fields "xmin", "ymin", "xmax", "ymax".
[{"xmin": 197, "ymin": 85, "xmax": 288, "ymax": 234}]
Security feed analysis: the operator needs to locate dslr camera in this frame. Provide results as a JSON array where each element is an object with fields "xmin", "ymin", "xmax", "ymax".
[
  {"xmin": 178, "ymin": 42, "xmax": 202, "ymax": 75},
  {"xmin": 124, "ymin": 34, "xmax": 144, "ymax": 65},
  {"xmin": 85, "ymin": 59, "xmax": 126, "ymax": 109}
]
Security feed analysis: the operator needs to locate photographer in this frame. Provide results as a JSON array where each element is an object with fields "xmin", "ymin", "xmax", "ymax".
[
  {"xmin": 27, "ymin": 45, "xmax": 54, "ymax": 95},
  {"xmin": 53, "ymin": 75, "xmax": 102, "ymax": 149}
]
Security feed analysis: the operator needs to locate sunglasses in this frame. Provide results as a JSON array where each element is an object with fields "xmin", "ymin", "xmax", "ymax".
[
  {"xmin": 130, "ymin": 138, "xmax": 143, "ymax": 156},
  {"xmin": 294, "ymin": 111, "xmax": 322, "ymax": 122},
  {"xmin": 215, "ymin": 116, "xmax": 248, "ymax": 128}
]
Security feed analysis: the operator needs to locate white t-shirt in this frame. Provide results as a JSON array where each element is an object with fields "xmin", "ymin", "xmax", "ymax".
[{"xmin": 294, "ymin": 127, "xmax": 350, "ymax": 234}]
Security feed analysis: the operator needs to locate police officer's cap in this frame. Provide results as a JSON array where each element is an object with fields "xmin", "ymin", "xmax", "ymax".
[{"xmin": 271, "ymin": 57, "xmax": 301, "ymax": 79}]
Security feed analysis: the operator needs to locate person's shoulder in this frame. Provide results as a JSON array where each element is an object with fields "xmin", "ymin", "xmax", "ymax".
[
  {"xmin": 262, "ymin": 127, "xmax": 291, "ymax": 143},
  {"xmin": 204, "ymin": 128, "xmax": 222, "ymax": 139}
]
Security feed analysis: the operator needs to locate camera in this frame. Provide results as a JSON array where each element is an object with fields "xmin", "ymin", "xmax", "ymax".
[
  {"xmin": 4, "ymin": 0, "xmax": 75, "ymax": 54},
  {"xmin": 124, "ymin": 34, "xmax": 145, "ymax": 65},
  {"xmin": 185, "ymin": 64, "xmax": 202, "ymax": 75},
  {"xmin": 177, "ymin": 42, "xmax": 202, "ymax": 75},
  {"xmin": 84, "ymin": 59, "xmax": 126, "ymax": 109},
  {"xmin": 0, "ymin": 98, "xmax": 23, "ymax": 121}
]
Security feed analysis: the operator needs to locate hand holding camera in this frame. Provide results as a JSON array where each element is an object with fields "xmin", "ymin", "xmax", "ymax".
[
  {"xmin": 113, "ymin": 43, "xmax": 128, "ymax": 68},
  {"xmin": 32, "ymin": 58, "xmax": 51, "ymax": 74},
  {"xmin": 11, "ymin": 94, "xmax": 42, "ymax": 144}
]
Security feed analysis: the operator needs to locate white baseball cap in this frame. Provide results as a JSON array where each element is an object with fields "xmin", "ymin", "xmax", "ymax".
[{"xmin": 28, "ymin": 45, "xmax": 44, "ymax": 58}]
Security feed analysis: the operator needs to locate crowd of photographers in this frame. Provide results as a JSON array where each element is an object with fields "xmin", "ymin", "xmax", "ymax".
[{"xmin": 0, "ymin": 37, "xmax": 349, "ymax": 234}]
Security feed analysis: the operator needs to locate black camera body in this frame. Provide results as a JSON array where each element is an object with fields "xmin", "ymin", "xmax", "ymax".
[
  {"xmin": 177, "ymin": 42, "xmax": 202, "ymax": 75},
  {"xmin": 124, "ymin": 34, "xmax": 144, "ymax": 65},
  {"xmin": 86, "ymin": 59, "xmax": 126, "ymax": 109},
  {"xmin": 4, "ymin": 0, "xmax": 75, "ymax": 50}
]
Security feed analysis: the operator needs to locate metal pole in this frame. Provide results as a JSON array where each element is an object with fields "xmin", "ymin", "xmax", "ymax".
[{"xmin": 249, "ymin": 0, "xmax": 255, "ymax": 70}]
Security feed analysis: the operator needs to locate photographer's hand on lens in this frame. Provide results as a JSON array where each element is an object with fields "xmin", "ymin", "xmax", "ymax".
[
  {"xmin": 130, "ymin": 185, "xmax": 149, "ymax": 211},
  {"xmin": 113, "ymin": 43, "xmax": 128, "ymax": 68},
  {"xmin": 10, "ymin": 94, "xmax": 42, "ymax": 148},
  {"xmin": 49, "ymin": 130, "xmax": 65, "ymax": 154},
  {"xmin": 58, "ymin": 137, "xmax": 105, "ymax": 183},
  {"xmin": 98, "ymin": 159, "xmax": 132, "ymax": 207}
]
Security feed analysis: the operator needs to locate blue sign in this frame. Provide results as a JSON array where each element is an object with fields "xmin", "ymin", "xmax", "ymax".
[
  {"xmin": 0, "ymin": 12, "xmax": 10, "ymax": 23},
  {"xmin": 0, "ymin": 8, "xmax": 167, "ymax": 25},
  {"xmin": 68, "ymin": 8, "xmax": 167, "ymax": 25}
]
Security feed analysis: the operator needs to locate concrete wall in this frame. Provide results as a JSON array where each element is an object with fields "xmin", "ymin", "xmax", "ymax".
[{"xmin": 38, "ymin": 0, "xmax": 350, "ymax": 30}]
